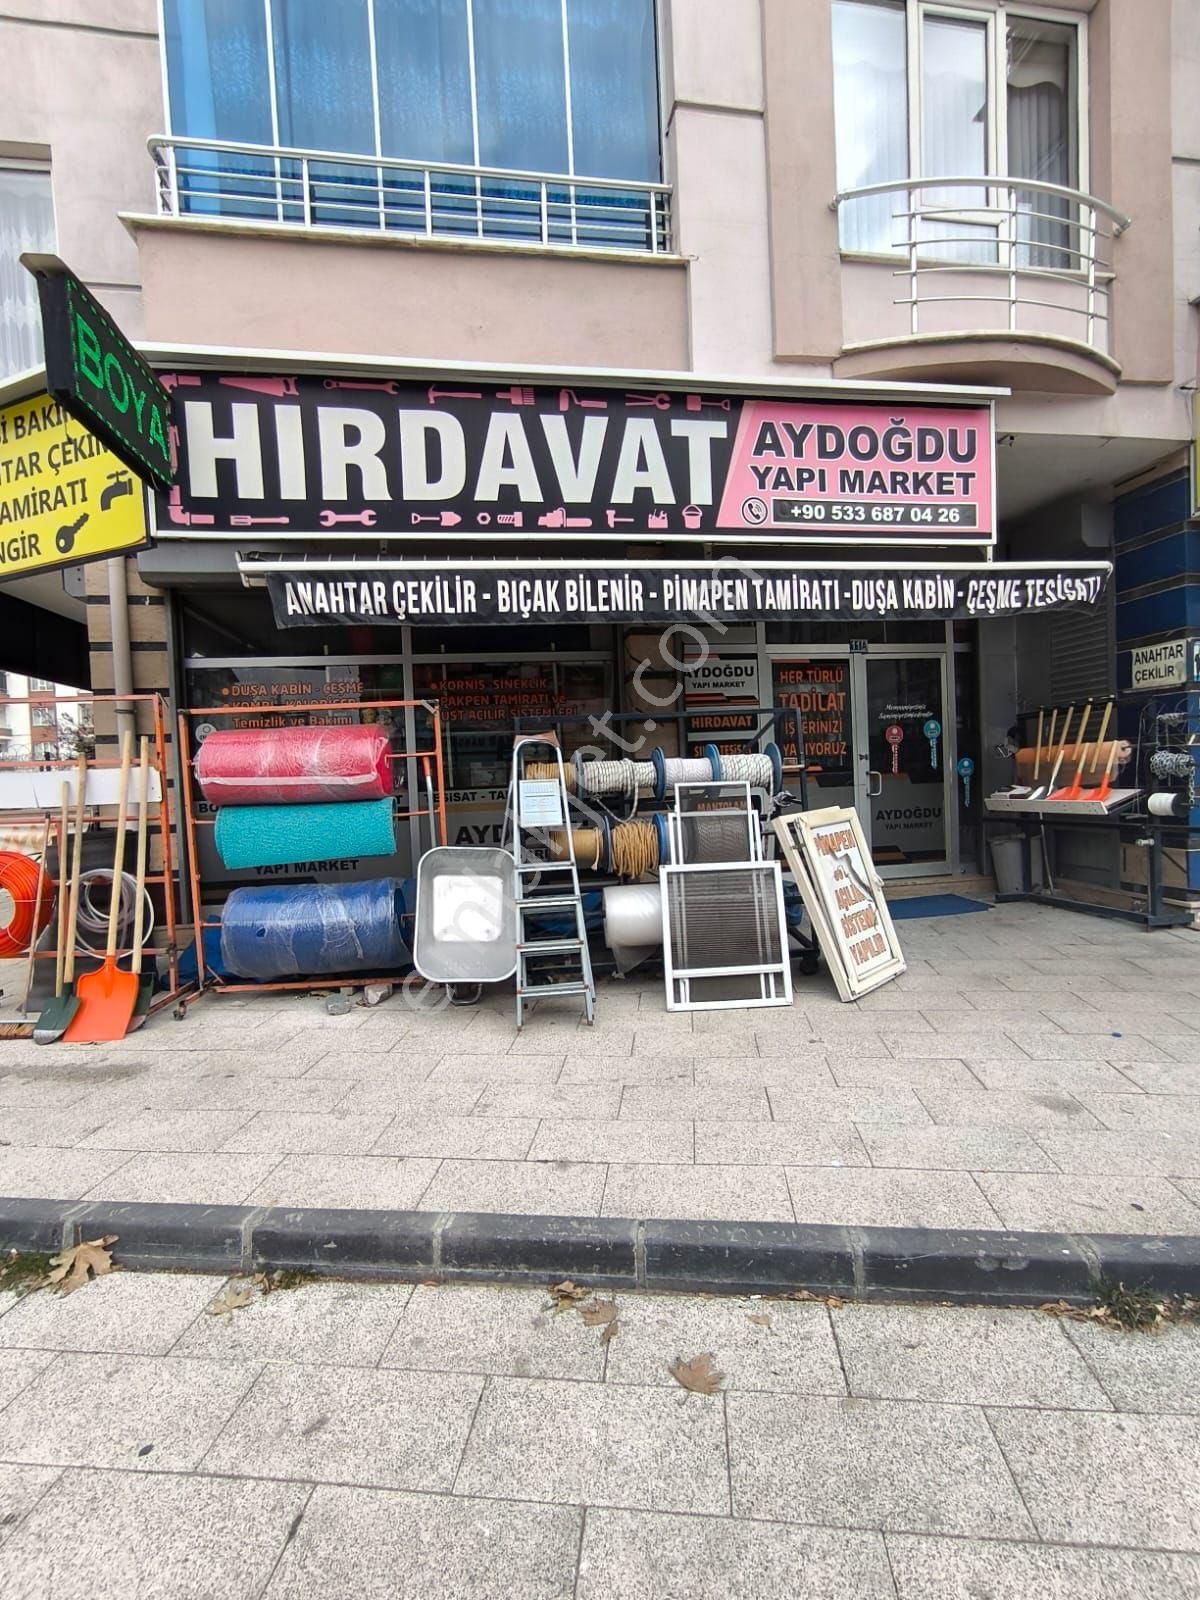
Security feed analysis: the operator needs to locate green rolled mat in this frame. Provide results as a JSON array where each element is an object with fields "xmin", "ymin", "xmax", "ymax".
[{"xmin": 215, "ymin": 798, "xmax": 396, "ymax": 870}]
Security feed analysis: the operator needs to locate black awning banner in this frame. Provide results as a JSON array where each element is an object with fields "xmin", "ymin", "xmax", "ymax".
[{"xmin": 262, "ymin": 562, "xmax": 1109, "ymax": 629}]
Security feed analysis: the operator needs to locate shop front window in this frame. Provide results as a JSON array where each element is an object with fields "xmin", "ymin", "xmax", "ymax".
[{"xmin": 412, "ymin": 657, "xmax": 612, "ymax": 792}]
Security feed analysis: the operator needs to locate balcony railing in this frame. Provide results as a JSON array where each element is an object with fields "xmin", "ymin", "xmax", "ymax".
[
  {"xmin": 833, "ymin": 176, "xmax": 1131, "ymax": 353},
  {"xmin": 149, "ymin": 136, "xmax": 672, "ymax": 256}
]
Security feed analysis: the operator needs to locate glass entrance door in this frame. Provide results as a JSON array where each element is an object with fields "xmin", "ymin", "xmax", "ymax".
[{"xmin": 857, "ymin": 655, "xmax": 952, "ymax": 875}]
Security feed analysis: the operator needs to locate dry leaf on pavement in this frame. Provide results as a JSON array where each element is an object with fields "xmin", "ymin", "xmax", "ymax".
[
  {"xmin": 547, "ymin": 1280, "xmax": 590, "ymax": 1312},
  {"xmin": 669, "ymin": 1352, "xmax": 724, "ymax": 1394},
  {"xmin": 748, "ymin": 1312, "xmax": 773, "ymax": 1330},
  {"xmin": 789, "ymin": 1289, "xmax": 845, "ymax": 1309},
  {"xmin": 579, "ymin": 1299, "xmax": 618, "ymax": 1327},
  {"xmin": 45, "ymin": 1236, "xmax": 117, "ymax": 1296},
  {"xmin": 206, "ymin": 1283, "xmax": 255, "ymax": 1319}
]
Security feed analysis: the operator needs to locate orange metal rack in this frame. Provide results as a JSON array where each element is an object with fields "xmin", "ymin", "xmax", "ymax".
[{"xmin": 176, "ymin": 697, "xmax": 448, "ymax": 1001}]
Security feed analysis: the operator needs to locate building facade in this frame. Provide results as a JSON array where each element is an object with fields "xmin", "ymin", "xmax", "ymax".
[{"xmin": 1, "ymin": 0, "xmax": 1197, "ymax": 906}]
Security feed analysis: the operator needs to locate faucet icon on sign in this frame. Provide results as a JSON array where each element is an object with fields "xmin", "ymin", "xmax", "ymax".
[{"xmin": 100, "ymin": 471, "xmax": 134, "ymax": 512}]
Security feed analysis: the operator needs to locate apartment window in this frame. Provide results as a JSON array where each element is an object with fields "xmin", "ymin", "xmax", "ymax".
[
  {"xmin": 163, "ymin": 0, "xmax": 661, "ymax": 214},
  {"xmin": 833, "ymin": 1, "xmax": 1083, "ymax": 263},
  {"xmin": 0, "ymin": 164, "xmax": 55, "ymax": 379}
]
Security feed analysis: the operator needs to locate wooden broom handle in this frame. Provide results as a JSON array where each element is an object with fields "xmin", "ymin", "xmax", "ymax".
[
  {"xmin": 1090, "ymin": 701, "xmax": 1114, "ymax": 773},
  {"xmin": 1057, "ymin": 705, "xmax": 1076, "ymax": 760},
  {"xmin": 105, "ymin": 732, "xmax": 133, "ymax": 960},
  {"xmin": 1033, "ymin": 709, "xmax": 1045, "ymax": 781},
  {"xmin": 64, "ymin": 751, "xmax": 88, "ymax": 986},
  {"xmin": 1073, "ymin": 701, "xmax": 1092, "ymax": 762},
  {"xmin": 131, "ymin": 738, "xmax": 149, "ymax": 978},
  {"xmin": 55, "ymin": 782, "xmax": 69, "ymax": 997}
]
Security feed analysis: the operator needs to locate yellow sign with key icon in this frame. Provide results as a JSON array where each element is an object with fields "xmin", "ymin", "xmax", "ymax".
[{"xmin": 0, "ymin": 390, "xmax": 150, "ymax": 582}]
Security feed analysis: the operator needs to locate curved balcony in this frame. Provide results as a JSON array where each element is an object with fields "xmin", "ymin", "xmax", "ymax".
[{"xmin": 832, "ymin": 177, "xmax": 1132, "ymax": 395}]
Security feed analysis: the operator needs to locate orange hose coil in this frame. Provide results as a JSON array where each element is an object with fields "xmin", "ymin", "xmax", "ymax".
[{"xmin": 0, "ymin": 849, "xmax": 54, "ymax": 957}]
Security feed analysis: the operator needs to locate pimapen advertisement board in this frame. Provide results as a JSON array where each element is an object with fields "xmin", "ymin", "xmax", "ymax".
[
  {"xmin": 261, "ymin": 561, "xmax": 1109, "ymax": 629},
  {"xmin": 772, "ymin": 806, "xmax": 905, "ymax": 1001},
  {"xmin": 158, "ymin": 372, "xmax": 995, "ymax": 545},
  {"xmin": 0, "ymin": 391, "xmax": 149, "ymax": 581}
]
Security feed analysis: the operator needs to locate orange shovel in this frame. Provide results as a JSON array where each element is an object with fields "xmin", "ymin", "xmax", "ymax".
[{"xmin": 64, "ymin": 731, "xmax": 136, "ymax": 1043}]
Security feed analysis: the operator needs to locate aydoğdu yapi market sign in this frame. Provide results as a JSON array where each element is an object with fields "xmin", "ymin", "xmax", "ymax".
[{"xmin": 159, "ymin": 372, "xmax": 994, "ymax": 544}]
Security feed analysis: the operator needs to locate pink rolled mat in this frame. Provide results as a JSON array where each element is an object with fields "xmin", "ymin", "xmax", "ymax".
[{"xmin": 196, "ymin": 725, "xmax": 392, "ymax": 805}]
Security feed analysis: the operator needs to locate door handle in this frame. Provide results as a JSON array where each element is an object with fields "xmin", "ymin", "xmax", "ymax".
[{"xmin": 867, "ymin": 770, "xmax": 883, "ymax": 798}]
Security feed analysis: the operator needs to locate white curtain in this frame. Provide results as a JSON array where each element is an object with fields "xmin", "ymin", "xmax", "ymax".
[
  {"xmin": 0, "ymin": 168, "xmax": 55, "ymax": 380},
  {"xmin": 1008, "ymin": 28, "xmax": 1072, "ymax": 268},
  {"xmin": 832, "ymin": 0, "xmax": 908, "ymax": 254}
]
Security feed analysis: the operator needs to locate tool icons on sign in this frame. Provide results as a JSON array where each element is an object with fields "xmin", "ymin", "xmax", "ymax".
[
  {"xmin": 323, "ymin": 378, "xmax": 401, "ymax": 394},
  {"xmin": 55, "ymin": 513, "xmax": 89, "ymax": 554},
  {"xmin": 427, "ymin": 386, "xmax": 482, "ymax": 405},
  {"xmin": 627, "ymin": 392, "xmax": 672, "ymax": 409},
  {"xmin": 496, "ymin": 387, "xmax": 536, "ymax": 406},
  {"xmin": 956, "ymin": 755, "xmax": 975, "ymax": 805},
  {"xmin": 685, "ymin": 394, "xmax": 732, "ymax": 412},
  {"xmin": 218, "ymin": 375, "xmax": 298, "ymax": 397},
  {"xmin": 742, "ymin": 497, "xmax": 768, "ymax": 526},
  {"xmin": 319, "ymin": 508, "xmax": 378, "ymax": 528},
  {"xmin": 559, "ymin": 389, "xmax": 607, "ymax": 411},
  {"xmin": 884, "ymin": 724, "xmax": 904, "ymax": 774},
  {"xmin": 537, "ymin": 508, "xmax": 593, "ymax": 529},
  {"xmin": 230, "ymin": 515, "xmax": 292, "ymax": 526},
  {"xmin": 410, "ymin": 511, "xmax": 462, "ymax": 527},
  {"xmin": 99, "ymin": 471, "xmax": 133, "ymax": 513},
  {"xmin": 924, "ymin": 718, "xmax": 942, "ymax": 767}
]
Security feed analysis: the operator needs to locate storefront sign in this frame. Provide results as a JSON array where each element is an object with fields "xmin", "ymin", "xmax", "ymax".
[
  {"xmin": 263, "ymin": 561, "xmax": 1107, "ymax": 629},
  {"xmin": 0, "ymin": 391, "xmax": 150, "ymax": 580},
  {"xmin": 32, "ymin": 261, "xmax": 172, "ymax": 490},
  {"xmin": 772, "ymin": 806, "xmax": 906, "ymax": 1001},
  {"xmin": 683, "ymin": 655, "xmax": 762, "ymax": 749},
  {"xmin": 161, "ymin": 373, "xmax": 994, "ymax": 544},
  {"xmin": 1131, "ymin": 639, "xmax": 1188, "ymax": 691}
]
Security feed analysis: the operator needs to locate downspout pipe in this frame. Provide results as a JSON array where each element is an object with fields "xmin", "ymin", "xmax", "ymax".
[{"xmin": 108, "ymin": 555, "xmax": 136, "ymax": 750}]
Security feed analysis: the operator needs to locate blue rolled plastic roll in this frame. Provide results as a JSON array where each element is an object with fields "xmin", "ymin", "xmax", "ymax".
[
  {"xmin": 219, "ymin": 879, "xmax": 408, "ymax": 980},
  {"xmin": 214, "ymin": 798, "xmax": 396, "ymax": 870}
]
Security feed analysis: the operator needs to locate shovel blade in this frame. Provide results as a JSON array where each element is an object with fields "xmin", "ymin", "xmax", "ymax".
[
  {"xmin": 62, "ymin": 961, "xmax": 139, "ymax": 1044},
  {"xmin": 33, "ymin": 993, "xmax": 79, "ymax": 1045}
]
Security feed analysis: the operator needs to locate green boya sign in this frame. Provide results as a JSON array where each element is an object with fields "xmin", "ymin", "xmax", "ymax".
[{"xmin": 26, "ymin": 255, "xmax": 172, "ymax": 491}]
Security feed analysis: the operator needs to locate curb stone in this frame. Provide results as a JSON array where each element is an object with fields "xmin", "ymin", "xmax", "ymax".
[{"xmin": 4, "ymin": 1199, "xmax": 1200, "ymax": 1305}]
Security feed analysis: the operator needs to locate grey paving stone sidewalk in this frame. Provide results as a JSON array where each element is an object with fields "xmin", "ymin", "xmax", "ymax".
[
  {"xmin": 0, "ymin": 1271, "xmax": 1198, "ymax": 1596},
  {"xmin": 1, "ymin": 902, "xmax": 1199, "ymax": 1233}
]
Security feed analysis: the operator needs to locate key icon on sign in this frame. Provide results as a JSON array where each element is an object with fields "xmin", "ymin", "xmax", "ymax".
[
  {"xmin": 924, "ymin": 718, "xmax": 942, "ymax": 768},
  {"xmin": 884, "ymin": 724, "xmax": 904, "ymax": 774},
  {"xmin": 957, "ymin": 755, "xmax": 975, "ymax": 806}
]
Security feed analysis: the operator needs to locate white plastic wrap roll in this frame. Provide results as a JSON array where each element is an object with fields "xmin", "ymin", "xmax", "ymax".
[
  {"xmin": 603, "ymin": 883, "xmax": 663, "ymax": 947},
  {"xmin": 603, "ymin": 882, "xmax": 663, "ymax": 975}
]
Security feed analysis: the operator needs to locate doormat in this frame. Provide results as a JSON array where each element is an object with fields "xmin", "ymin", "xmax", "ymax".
[{"xmin": 887, "ymin": 894, "xmax": 991, "ymax": 920}]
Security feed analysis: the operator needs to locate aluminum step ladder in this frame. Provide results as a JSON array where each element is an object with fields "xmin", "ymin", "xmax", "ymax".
[{"xmin": 503, "ymin": 734, "xmax": 595, "ymax": 1029}]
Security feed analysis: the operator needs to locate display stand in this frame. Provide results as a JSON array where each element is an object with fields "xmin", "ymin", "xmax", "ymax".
[
  {"xmin": 983, "ymin": 810, "xmax": 1193, "ymax": 930},
  {"xmin": 177, "ymin": 698, "xmax": 448, "ymax": 1000},
  {"xmin": 0, "ymin": 693, "xmax": 186, "ymax": 1015},
  {"xmin": 510, "ymin": 703, "xmax": 821, "ymax": 978}
]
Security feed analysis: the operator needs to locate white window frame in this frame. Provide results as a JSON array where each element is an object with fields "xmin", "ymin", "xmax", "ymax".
[
  {"xmin": 835, "ymin": 0, "xmax": 1089, "ymax": 260},
  {"xmin": 0, "ymin": 157, "xmax": 56, "ymax": 382},
  {"xmin": 910, "ymin": 1, "xmax": 1088, "ymax": 195},
  {"xmin": 157, "ymin": 0, "xmax": 666, "ymax": 185}
]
